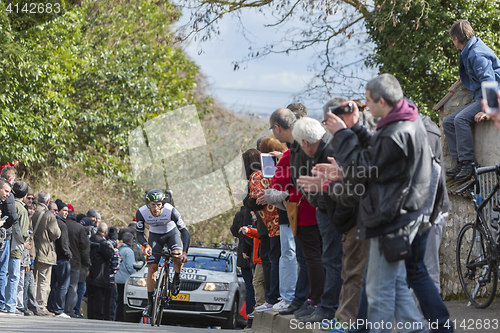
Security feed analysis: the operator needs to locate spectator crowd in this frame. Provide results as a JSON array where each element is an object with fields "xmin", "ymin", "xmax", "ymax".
[
  {"xmin": 0, "ymin": 166, "xmax": 144, "ymax": 321},
  {"xmin": 230, "ymin": 20, "xmax": 500, "ymax": 333},
  {"xmin": 2, "ymin": 19, "xmax": 500, "ymax": 333}
]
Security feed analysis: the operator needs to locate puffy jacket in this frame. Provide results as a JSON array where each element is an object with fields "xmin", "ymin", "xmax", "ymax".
[
  {"xmin": 32, "ymin": 204, "xmax": 61, "ymax": 265},
  {"xmin": 331, "ymin": 110, "xmax": 431, "ymax": 239},
  {"xmin": 459, "ymin": 36, "xmax": 500, "ymax": 101}
]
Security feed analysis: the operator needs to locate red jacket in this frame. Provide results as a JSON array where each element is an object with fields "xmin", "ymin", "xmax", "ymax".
[
  {"xmin": 271, "ymin": 149, "xmax": 317, "ymax": 226},
  {"xmin": 244, "ymin": 228, "xmax": 261, "ymax": 264}
]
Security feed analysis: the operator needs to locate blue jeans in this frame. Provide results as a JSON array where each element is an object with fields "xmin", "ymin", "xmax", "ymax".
[
  {"xmin": 23, "ymin": 268, "xmax": 39, "ymax": 312},
  {"xmin": 315, "ymin": 210, "xmax": 343, "ymax": 319},
  {"xmin": 65, "ymin": 268, "xmax": 80, "ymax": 315},
  {"xmin": 442, "ymin": 100, "xmax": 482, "ymax": 161},
  {"xmin": 268, "ymin": 236, "xmax": 281, "ymax": 304},
  {"xmin": 110, "ymin": 283, "xmax": 118, "ymax": 320},
  {"xmin": 74, "ymin": 282, "xmax": 86, "ymax": 316},
  {"xmin": 241, "ymin": 267, "xmax": 255, "ymax": 326},
  {"xmin": 291, "ymin": 235, "xmax": 309, "ymax": 308},
  {"xmin": 406, "ymin": 229, "xmax": 453, "ymax": 333},
  {"xmin": 279, "ymin": 224, "xmax": 297, "ymax": 304},
  {"xmin": 5, "ymin": 257, "xmax": 21, "ymax": 312},
  {"xmin": 48, "ymin": 260, "xmax": 71, "ymax": 315},
  {"xmin": 366, "ymin": 237, "xmax": 428, "ymax": 333},
  {"xmin": 0, "ymin": 240, "xmax": 10, "ymax": 309}
]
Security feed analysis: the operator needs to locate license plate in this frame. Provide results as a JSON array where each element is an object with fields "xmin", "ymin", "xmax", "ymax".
[{"xmin": 171, "ymin": 293, "xmax": 189, "ymax": 301}]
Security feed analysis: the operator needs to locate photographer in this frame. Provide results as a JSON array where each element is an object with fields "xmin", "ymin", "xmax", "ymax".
[{"xmin": 325, "ymin": 74, "xmax": 430, "ymax": 333}]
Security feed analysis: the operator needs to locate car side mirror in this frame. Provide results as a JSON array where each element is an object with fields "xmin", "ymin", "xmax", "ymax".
[
  {"xmin": 133, "ymin": 261, "xmax": 144, "ymax": 271},
  {"xmin": 237, "ymin": 267, "xmax": 242, "ymax": 277}
]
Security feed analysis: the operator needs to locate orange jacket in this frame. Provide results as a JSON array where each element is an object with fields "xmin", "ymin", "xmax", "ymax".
[{"xmin": 244, "ymin": 228, "xmax": 261, "ymax": 264}]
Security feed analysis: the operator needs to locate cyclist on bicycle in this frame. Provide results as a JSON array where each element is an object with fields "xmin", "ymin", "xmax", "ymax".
[{"xmin": 136, "ymin": 189, "xmax": 190, "ymax": 318}]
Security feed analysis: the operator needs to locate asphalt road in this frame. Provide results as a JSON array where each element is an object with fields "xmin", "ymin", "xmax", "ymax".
[
  {"xmin": 444, "ymin": 300, "xmax": 500, "ymax": 333},
  {"xmin": 1, "ymin": 300, "xmax": 499, "ymax": 333},
  {"xmin": 0, "ymin": 314, "xmax": 246, "ymax": 333}
]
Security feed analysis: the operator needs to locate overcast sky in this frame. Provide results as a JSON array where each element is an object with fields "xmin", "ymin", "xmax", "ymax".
[{"xmin": 178, "ymin": 7, "xmax": 377, "ymax": 119}]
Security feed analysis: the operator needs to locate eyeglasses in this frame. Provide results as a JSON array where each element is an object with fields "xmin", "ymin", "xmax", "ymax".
[
  {"xmin": 50, "ymin": 208, "xmax": 58, "ymax": 212},
  {"xmin": 26, "ymin": 197, "xmax": 34, "ymax": 200},
  {"xmin": 269, "ymin": 124, "xmax": 277, "ymax": 132}
]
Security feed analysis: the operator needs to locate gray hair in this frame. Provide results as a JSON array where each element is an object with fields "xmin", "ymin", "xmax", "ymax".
[
  {"xmin": 270, "ymin": 108, "xmax": 296, "ymax": 130},
  {"xmin": 292, "ymin": 117, "xmax": 326, "ymax": 144},
  {"xmin": 286, "ymin": 102, "xmax": 307, "ymax": 119},
  {"xmin": 366, "ymin": 74, "xmax": 403, "ymax": 108},
  {"xmin": 322, "ymin": 97, "xmax": 347, "ymax": 122},
  {"xmin": 38, "ymin": 190, "xmax": 50, "ymax": 204},
  {"xmin": 122, "ymin": 232, "xmax": 134, "ymax": 244},
  {"xmin": 97, "ymin": 222, "xmax": 108, "ymax": 233}
]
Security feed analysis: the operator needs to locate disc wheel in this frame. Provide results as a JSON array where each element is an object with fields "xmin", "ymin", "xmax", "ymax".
[{"xmin": 456, "ymin": 223, "xmax": 498, "ymax": 308}]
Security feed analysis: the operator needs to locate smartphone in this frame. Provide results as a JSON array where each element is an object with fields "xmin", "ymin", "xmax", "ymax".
[
  {"xmin": 260, "ymin": 153, "xmax": 276, "ymax": 178},
  {"xmin": 481, "ymin": 81, "xmax": 499, "ymax": 114},
  {"xmin": 328, "ymin": 103, "xmax": 354, "ymax": 116}
]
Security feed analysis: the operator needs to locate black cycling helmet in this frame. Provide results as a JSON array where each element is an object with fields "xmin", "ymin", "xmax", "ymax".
[{"xmin": 144, "ymin": 189, "xmax": 167, "ymax": 204}]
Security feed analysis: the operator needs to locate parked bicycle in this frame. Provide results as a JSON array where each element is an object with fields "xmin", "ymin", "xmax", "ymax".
[
  {"xmin": 456, "ymin": 163, "xmax": 500, "ymax": 308},
  {"xmin": 151, "ymin": 247, "xmax": 177, "ymax": 326}
]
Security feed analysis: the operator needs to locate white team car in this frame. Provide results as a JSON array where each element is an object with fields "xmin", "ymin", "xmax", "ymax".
[{"xmin": 123, "ymin": 245, "xmax": 247, "ymax": 329}]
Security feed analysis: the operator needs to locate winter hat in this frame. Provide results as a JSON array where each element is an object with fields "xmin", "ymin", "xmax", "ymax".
[
  {"xmin": 80, "ymin": 217, "xmax": 93, "ymax": 226},
  {"xmin": 76, "ymin": 213, "xmax": 86, "ymax": 223},
  {"xmin": 12, "ymin": 181, "xmax": 29, "ymax": 199},
  {"xmin": 108, "ymin": 226, "xmax": 118, "ymax": 241},
  {"xmin": 55, "ymin": 199, "xmax": 68, "ymax": 211},
  {"xmin": 67, "ymin": 204, "xmax": 75, "ymax": 214},
  {"xmin": 96, "ymin": 212, "xmax": 101, "ymax": 220},
  {"xmin": 87, "ymin": 209, "xmax": 98, "ymax": 217}
]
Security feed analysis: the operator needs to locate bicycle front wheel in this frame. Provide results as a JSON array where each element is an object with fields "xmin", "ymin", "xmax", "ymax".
[
  {"xmin": 456, "ymin": 223, "xmax": 498, "ymax": 308},
  {"xmin": 152, "ymin": 267, "xmax": 167, "ymax": 326}
]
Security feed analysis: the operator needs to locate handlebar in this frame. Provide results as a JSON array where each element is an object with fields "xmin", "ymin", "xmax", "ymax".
[{"xmin": 477, "ymin": 164, "xmax": 500, "ymax": 176}]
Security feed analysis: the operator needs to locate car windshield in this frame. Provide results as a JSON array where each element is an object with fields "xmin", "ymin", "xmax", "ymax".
[{"xmin": 183, "ymin": 251, "xmax": 232, "ymax": 272}]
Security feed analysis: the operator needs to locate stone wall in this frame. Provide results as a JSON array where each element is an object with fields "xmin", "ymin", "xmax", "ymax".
[{"xmin": 438, "ymin": 82, "xmax": 500, "ymax": 298}]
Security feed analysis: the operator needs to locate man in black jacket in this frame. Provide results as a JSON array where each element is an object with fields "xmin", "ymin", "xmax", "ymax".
[
  {"xmin": 325, "ymin": 74, "xmax": 430, "ymax": 332},
  {"xmin": 64, "ymin": 203, "xmax": 89, "ymax": 318},
  {"xmin": 87, "ymin": 222, "xmax": 114, "ymax": 320},
  {"xmin": 296, "ymin": 112, "xmax": 369, "ymax": 326},
  {"xmin": 0, "ymin": 167, "xmax": 19, "ymax": 312},
  {"xmin": 47, "ymin": 199, "xmax": 73, "ymax": 318}
]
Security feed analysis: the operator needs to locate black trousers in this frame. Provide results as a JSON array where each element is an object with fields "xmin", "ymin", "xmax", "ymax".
[
  {"xmin": 115, "ymin": 283, "xmax": 125, "ymax": 322},
  {"xmin": 87, "ymin": 284, "xmax": 112, "ymax": 320},
  {"xmin": 296, "ymin": 225, "xmax": 325, "ymax": 305},
  {"xmin": 259, "ymin": 235, "xmax": 271, "ymax": 301}
]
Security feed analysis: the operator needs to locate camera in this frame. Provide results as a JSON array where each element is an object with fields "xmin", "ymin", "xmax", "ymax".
[{"xmin": 328, "ymin": 103, "xmax": 354, "ymax": 116}]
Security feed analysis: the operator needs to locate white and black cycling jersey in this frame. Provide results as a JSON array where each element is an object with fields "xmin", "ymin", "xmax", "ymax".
[{"xmin": 135, "ymin": 203, "xmax": 187, "ymax": 235}]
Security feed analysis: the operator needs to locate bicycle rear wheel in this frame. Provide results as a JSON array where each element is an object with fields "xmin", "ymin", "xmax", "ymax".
[
  {"xmin": 152, "ymin": 266, "xmax": 167, "ymax": 326},
  {"xmin": 456, "ymin": 223, "xmax": 498, "ymax": 308}
]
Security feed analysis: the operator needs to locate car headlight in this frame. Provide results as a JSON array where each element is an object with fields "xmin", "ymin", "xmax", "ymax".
[
  {"xmin": 203, "ymin": 282, "xmax": 229, "ymax": 291},
  {"xmin": 128, "ymin": 277, "xmax": 147, "ymax": 287}
]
